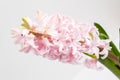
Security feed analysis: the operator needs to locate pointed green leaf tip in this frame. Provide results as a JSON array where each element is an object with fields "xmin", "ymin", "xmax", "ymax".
[
  {"xmin": 21, "ymin": 16, "xmax": 31, "ymax": 29},
  {"xmin": 94, "ymin": 22, "xmax": 109, "ymax": 39}
]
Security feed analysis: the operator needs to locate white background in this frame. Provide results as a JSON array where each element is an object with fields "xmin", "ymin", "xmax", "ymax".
[{"xmin": 0, "ymin": 0, "xmax": 120, "ymax": 80}]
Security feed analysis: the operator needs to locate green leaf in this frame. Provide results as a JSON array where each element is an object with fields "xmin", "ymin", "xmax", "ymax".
[
  {"xmin": 110, "ymin": 41, "xmax": 120, "ymax": 60},
  {"xmin": 94, "ymin": 22, "xmax": 109, "ymax": 39},
  {"xmin": 99, "ymin": 33, "xmax": 109, "ymax": 39},
  {"xmin": 99, "ymin": 58, "xmax": 120, "ymax": 79}
]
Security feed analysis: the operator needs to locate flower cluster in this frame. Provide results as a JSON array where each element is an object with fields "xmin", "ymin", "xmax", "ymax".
[{"xmin": 11, "ymin": 11, "xmax": 111, "ymax": 69}]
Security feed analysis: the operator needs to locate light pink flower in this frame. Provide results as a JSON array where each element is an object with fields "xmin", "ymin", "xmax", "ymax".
[
  {"xmin": 84, "ymin": 59, "xmax": 102, "ymax": 70},
  {"xmin": 11, "ymin": 11, "xmax": 111, "ymax": 69}
]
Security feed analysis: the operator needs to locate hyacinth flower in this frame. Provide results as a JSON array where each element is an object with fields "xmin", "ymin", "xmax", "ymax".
[{"xmin": 11, "ymin": 11, "xmax": 120, "ymax": 79}]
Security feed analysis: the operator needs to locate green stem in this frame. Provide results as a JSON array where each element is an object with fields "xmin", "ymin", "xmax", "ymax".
[{"xmin": 99, "ymin": 52, "xmax": 120, "ymax": 79}]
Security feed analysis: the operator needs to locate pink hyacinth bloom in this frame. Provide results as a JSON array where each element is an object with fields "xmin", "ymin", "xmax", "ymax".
[
  {"xmin": 11, "ymin": 11, "xmax": 111, "ymax": 69},
  {"xmin": 84, "ymin": 59, "xmax": 102, "ymax": 70}
]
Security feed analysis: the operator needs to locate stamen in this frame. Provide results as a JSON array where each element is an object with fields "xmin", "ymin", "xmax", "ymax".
[
  {"xmin": 29, "ymin": 29, "xmax": 51, "ymax": 38},
  {"xmin": 89, "ymin": 32, "xmax": 94, "ymax": 40}
]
